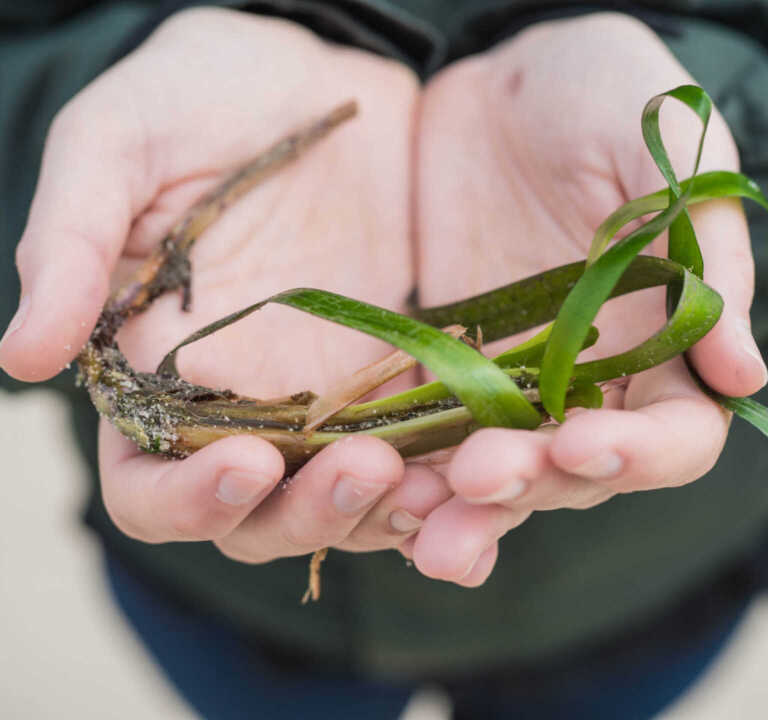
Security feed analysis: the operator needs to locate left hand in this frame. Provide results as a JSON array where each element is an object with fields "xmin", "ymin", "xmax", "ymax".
[
  {"xmin": 405, "ymin": 12, "xmax": 768, "ymax": 586},
  {"xmin": 0, "ymin": 9, "xmax": 434, "ymax": 566}
]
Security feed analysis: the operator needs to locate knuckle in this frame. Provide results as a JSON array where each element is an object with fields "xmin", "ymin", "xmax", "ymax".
[
  {"xmin": 168, "ymin": 514, "xmax": 204, "ymax": 541},
  {"xmin": 341, "ymin": 527, "xmax": 398, "ymax": 553},
  {"xmin": 102, "ymin": 494, "xmax": 157, "ymax": 544},
  {"xmin": 168, "ymin": 505, "xmax": 228, "ymax": 542},
  {"xmin": 334, "ymin": 536, "xmax": 371, "ymax": 552},
  {"xmin": 280, "ymin": 516, "xmax": 339, "ymax": 553},
  {"xmin": 214, "ymin": 537, "xmax": 267, "ymax": 565},
  {"xmin": 569, "ymin": 488, "xmax": 615, "ymax": 510}
]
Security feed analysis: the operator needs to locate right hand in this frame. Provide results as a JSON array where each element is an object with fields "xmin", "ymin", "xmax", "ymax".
[
  {"xmin": 407, "ymin": 13, "xmax": 763, "ymax": 586},
  {"xmin": 0, "ymin": 8, "xmax": 450, "ymax": 564}
]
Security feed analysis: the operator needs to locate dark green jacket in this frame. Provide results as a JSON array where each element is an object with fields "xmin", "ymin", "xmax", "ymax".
[{"xmin": 3, "ymin": 0, "xmax": 768, "ymax": 679}]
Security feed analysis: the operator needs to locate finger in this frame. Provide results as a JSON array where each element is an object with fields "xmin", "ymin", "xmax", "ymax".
[
  {"xmin": 215, "ymin": 436, "xmax": 404, "ymax": 564},
  {"xmin": 0, "ymin": 79, "xmax": 155, "ymax": 381},
  {"xmin": 99, "ymin": 422, "xmax": 284, "ymax": 543},
  {"xmin": 447, "ymin": 428, "xmax": 612, "ymax": 511},
  {"xmin": 686, "ymin": 198, "xmax": 767, "ymax": 396},
  {"xmin": 337, "ymin": 463, "xmax": 452, "ymax": 551},
  {"xmin": 412, "ymin": 496, "xmax": 528, "ymax": 585},
  {"xmin": 459, "ymin": 544, "xmax": 499, "ymax": 588},
  {"xmin": 549, "ymin": 358, "xmax": 730, "ymax": 492}
]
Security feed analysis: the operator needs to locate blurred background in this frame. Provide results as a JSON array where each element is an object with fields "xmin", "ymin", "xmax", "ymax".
[{"xmin": 2, "ymin": 385, "xmax": 768, "ymax": 718}]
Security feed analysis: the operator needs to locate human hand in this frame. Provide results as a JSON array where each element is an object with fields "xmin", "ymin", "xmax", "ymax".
[
  {"xmin": 0, "ymin": 8, "xmax": 450, "ymax": 563},
  {"xmin": 406, "ymin": 13, "xmax": 768, "ymax": 584}
]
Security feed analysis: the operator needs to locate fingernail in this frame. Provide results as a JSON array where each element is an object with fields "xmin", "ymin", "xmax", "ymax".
[
  {"xmin": 570, "ymin": 451, "xmax": 623, "ymax": 479},
  {"xmin": 216, "ymin": 470, "xmax": 273, "ymax": 506},
  {"xmin": 333, "ymin": 474, "xmax": 389, "ymax": 516},
  {"xmin": 389, "ymin": 509, "xmax": 423, "ymax": 533},
  {"xmin": 0, "ymin": 295, "xmax": 30, "ymax": 348},
  {"xmin": 737, "ymin": 318, "xmax": 768, "ymax": 387},
  {"xmin": 466, "ymin": 476, "xmax": 527, "ymax": 504}
]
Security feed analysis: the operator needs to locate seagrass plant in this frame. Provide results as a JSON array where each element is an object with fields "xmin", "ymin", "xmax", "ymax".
[{"xmin": 78, "ymin": 86, "xmax": 768, "ymax": 511}]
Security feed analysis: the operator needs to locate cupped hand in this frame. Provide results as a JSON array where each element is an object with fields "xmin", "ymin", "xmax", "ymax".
[
  {"xmin": 0, "ymin": 8, "xmax": 449, "ymax": 563},
  {"xmin": 409, "ymin": 13, "xmax": 768, "ymax": 585}
]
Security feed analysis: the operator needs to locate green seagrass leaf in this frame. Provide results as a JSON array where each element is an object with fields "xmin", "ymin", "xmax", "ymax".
[
  {"xmin": 157, "ymin": 288, "xmax": 542, "ymax": 429},
  {"xmin": 155, "ymin": 86, "xmax": 768, "ymax": 439},
  {"xmin": 565, "ymin": 382, "xmax": 604, "ymax": 410},
  {"xmin": 540, "ymin": 195, "xmax": 690, "ymax": 422},
  {"xmin": 541, "ymin": 86, "xmax": 715, "ymax": 423},
  {"xmin": 641, "ymin": 86, "xmax": 711, "ymax": 198},
  {"xmin": 493, "ymin": 324, "xmax": 598, "ymax": 369},
  {"xmin": 714, "ymin": 395, "xmax": 768, "ymax": 437},
  {"xmin": 586, "ymin": 171, "xmax": 768, "ymax": 264},
  {"xmin": 573, "ymin": 266, "xmax": 722, "ymax": 383},
  {"xmin": 642, "ymin": 85, "xmax": 711, "ymax": 280},
  {"xmin": 418, "ymin": 254, "xmax": 723, "ymax": 386}
]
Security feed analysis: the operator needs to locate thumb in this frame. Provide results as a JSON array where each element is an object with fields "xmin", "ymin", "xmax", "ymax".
[
  {"xmin": 0, "ymin": 83, "xmax": 152, "ymax": 381},
  {"xmin": 685, "ymin": 197, "xmax": 767, "ymax": 397}
]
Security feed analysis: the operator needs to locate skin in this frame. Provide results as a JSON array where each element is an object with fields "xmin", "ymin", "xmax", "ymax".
[
  {"xmin": 411, "ymin": 13, "xmax": 767, "ymax": 584},
  {"xmin": 0, "ymin": 10, "xmax": 764, "ymax": 588}
]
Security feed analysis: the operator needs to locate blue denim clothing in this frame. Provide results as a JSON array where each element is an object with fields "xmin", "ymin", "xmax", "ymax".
[{"xmin": 107, "ymin": 551, "xmax": 752, "ymax": 719}]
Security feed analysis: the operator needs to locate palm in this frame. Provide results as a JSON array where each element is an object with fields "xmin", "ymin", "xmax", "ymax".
[
  {"xmin": 113, "ymin": 12, "xmax": 418, "ymax": 401},
  {"xmin": 416, "ymin": 19, "xmax": 701, "ymax": 392}
]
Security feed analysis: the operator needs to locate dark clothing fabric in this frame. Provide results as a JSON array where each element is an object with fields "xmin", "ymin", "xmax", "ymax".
[
  {"xmin": 3, "ymin": 0, "xmax": 768, "ymax": 681},
  {"xmin": 107, "ymin": 546, "xmax": 752, "ymax": 719}
]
